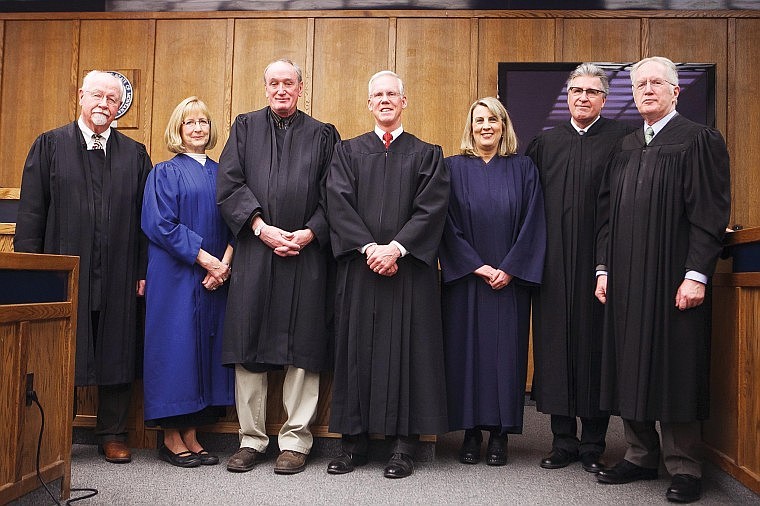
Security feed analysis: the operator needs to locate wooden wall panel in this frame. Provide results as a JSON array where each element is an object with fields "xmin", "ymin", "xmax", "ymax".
[
  {"xmin": 732, "ymin": 19, "xmax": 760, "ymax": 227},
  {"xmin": 312, "ymin": 17, "xmax": 390, "ymax": 140},
  {"xmin": 740, "ymin": 288, "xmax": 760, "ymax": 477},
  {"xmin": 560, "ymin": 18, "xmax": 641, "ymax": 62},
  {"xmin": 231, "ymin": 18, "xmax": 309, "ymax": 122},
  {"xmin": 395, "ymin": 17, "xmax": 473, "ymax": 156},
  {"xmin": 477, "ymin": 19, "xmax": 556, "ymax": 102},
  {"xmin": 151, "ymin": 18, "xmax": 231, "ymax": 163},
  {"xmin": 79, "ymin": 19, "xmax": 156, "ymax": 149},
  {"xmin": 0, "ymin": 21, "xmax": 77, "ymax": 187}
]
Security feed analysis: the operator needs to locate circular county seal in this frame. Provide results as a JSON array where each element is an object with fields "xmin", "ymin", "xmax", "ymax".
[{"xmin": 107, "ymin": 71, "xmax": 134, "ymax": 119}]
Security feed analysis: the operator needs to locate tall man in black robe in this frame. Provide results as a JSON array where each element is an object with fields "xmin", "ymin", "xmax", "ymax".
[
  {"xmin": 594, "ymin": 57, "xmax": 730, "ymax": 503},
  {"xmin": 217, "ymin": 59, "xmax": 339, "ymax": 475},
  {"xmin": 15, "ymin": 70, "xmax": 152, "ymax": 463},
  {"xmin": 527, "ymin": 63, "xmax": 634, "ymax": 474},
  {"xmin": 325, "ymin": 70, "xmax": 449, "ymax": 479}
]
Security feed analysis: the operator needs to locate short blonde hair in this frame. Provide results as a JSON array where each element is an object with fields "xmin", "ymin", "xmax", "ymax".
[
  {"xmin": 460, "ymin": 97, "xmax": 518, "ymax": 157},
  {"xmin": 164, "ymin": 96, "xmax": 218, "ymax": 154}
]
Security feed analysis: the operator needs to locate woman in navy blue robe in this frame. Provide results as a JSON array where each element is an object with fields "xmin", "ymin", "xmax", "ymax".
[
  {"xmin": 142, "ymin": 97, "xmax": 234, "ymax": 467},
  {"xmin": 439, "ymin": 97, "xmax": 546, "ymax": 466}
]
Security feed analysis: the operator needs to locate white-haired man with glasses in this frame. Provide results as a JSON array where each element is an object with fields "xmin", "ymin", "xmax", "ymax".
[
  {"xmin": 594, "ymin": 56, "xmax": 730, "ymax": 503},
  {"xmin": 527, "ymin": 62, "xmax": 635, "ymax": 476},
  {"xmin": 15, "ymin": 70, "xmax": 152, "ymax": 464}
]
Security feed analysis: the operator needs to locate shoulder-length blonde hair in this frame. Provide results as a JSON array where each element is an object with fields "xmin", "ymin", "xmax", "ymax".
[
  {"xmin": 459, "ymin": 97, "xmax": 518, "ymax": 157},
  {"xmin": 164, "ymin": 96, "xmax": 218, "ymax": 154}
]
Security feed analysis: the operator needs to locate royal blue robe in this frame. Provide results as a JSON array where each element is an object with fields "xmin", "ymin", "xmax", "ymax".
[
  {"xmin": 439, "ymin": 154, "xmax": 546, "ymax": 433},
  {"xmin": 142, "ymin": 154, "xmax": 234, "ymax": 421}
]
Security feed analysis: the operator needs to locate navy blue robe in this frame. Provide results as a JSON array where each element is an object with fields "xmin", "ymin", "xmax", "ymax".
[
  {"xmin": 439, "ymin": 154, "xmax": 546, "ymax": 433},
  {"xmin": 141, "ymin": 154, "xmax": 234, "ymax": 421}
]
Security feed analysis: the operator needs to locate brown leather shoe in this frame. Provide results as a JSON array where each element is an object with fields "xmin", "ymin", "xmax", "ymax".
[
  {"xmin": 274, "ymin": 450, "xmax": 307, "ymax": 475},
  {"xmin": 99, "ymin": 441, "xmax": 132, "ymax": 463},
  {"xmin": 227, "ymin": 447, "xmax": 264, "ymax": 473}
]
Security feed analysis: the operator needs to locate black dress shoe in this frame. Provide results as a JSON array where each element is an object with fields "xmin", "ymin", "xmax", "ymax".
[
  {"xmin": 540, "ymin": 448, "xmax": 578, "ymax": 469},
  {"xmin": 597, "ymin": 460, "xmax": 658, "ymax": 484},
  {"xmin": 384, "ymin": 452, "xmax": 414, "ymax": 478},
  {"xmin": 580, "ymin": 452, "xmax": 603, "ymax": 473},
  {"xmin": 459, "ymin": 429, "xmax": 483, "ymax": 464},
  {"xmin": 666, "ymin": 474, "xmax": 701, "ymax": 503},
  {"xmin": 159, "ymin": 445, "xmax": 201, "ymax": 468},
  {"xmin": 486, "ymin": 432, "xmax": 508, "ymax": 466},
  {"xmin": 327, "ymin": 451, "xmax": 368, "ymax": 475}
]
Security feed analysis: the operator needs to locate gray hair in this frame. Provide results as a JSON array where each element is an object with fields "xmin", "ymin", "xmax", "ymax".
[
  {"xmin": 566, "ymin": 63, "xmax": 610, "ymax": 95},
  {"xmin": 368, "ymin": 70, "xmax": 404, "ymax": 97},
  {"xmin": 630, "ymin": 56, "xmax": 679, "ymax": 87},
  {"xmin": 81, "ymin": 70, "xmax": 125, "ymax": 102},
  {"xmin": 263, "ymin": 59, "xmax": 303, "ymax": 84}
]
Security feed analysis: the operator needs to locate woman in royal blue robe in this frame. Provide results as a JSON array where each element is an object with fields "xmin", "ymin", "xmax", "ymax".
[
  {"xmin": 439, "ymin": 97, "xmax": 546, "ymax": 466},
  {"xmin": 142, "ymin": 97, "xmax": 234, "ymax": 468}
]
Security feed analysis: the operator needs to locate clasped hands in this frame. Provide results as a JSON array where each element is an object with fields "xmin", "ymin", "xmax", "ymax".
[
  {"xmin": 255, "ymin": 220, "xmax": 314, "ymax": 257},
  {"xmin": 366, "ymin": 243, "xmax": 400, "ymax": 277},
  {"xmin": 197, "ymin": 249, "xmax": 230, "ymax": 292},
  {"xmin": 474, "ymin": 265, "xmax": 512, "ymax": 290}
]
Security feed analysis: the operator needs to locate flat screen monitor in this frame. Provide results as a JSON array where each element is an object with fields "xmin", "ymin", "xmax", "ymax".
[{"xmin": 497, "ymin": 62, "xmax": 716, "ymax": 153}]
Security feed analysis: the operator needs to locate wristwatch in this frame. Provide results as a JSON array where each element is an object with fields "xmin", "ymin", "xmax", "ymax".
[{"xmin": 254, "ymin": 223, "xmax": 265, "ymax": 237}]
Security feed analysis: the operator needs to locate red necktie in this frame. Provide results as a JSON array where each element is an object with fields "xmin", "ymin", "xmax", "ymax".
[{"xmin": 383, "ymin": 131, "xmax": 392, "ymax": 149}]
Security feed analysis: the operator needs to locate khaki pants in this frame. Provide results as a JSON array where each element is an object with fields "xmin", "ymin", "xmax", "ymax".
[{"xmin": 234, "ymin": 364, "xmax": 319, "ymax": 454}]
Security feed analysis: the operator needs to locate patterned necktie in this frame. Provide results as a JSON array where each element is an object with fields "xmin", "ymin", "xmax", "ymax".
[
  {"xmin": 644, "ymin": 126, "xmax": 654, "ymax": 145},
  {"xmin": 383, "ymin": 131, "xmax": 393, "ymax": 149},
  {"xmin": 92, "ymin": 134, "xmax": 104, "ymax": 150}
]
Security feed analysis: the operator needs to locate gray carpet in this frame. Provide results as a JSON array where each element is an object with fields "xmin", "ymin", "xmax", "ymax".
[{"xmin": 11, "ymin": 403, "xmax": 760, "ymax": 505}]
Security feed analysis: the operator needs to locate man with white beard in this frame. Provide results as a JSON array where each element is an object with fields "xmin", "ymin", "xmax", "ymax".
[{"xmin": 15, "ymin": 70, "xmax": 152, "ymax": 464}]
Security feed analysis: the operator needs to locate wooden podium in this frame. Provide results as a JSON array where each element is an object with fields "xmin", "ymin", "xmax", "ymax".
[
  {"xmin": 703, "ymin": 227, "xmax": 760, "ymax": 495},
  {"xmin": 0, "ymin": 252, "xmax": 78, "ymax": 504}
]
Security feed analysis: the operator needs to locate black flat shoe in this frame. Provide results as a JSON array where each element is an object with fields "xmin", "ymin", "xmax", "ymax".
[
  {"xmin": 459, "ymin": 429, "xmax": 483, "ymax": 465},
  {"xmin": 327, "ymin": 451, "xmax": 368, "ymax": 474},
  {"xmin": 159, "ymin": 445, "xmax": 201, "ymax": 468},
  {"xmin": 195, "ymin": 449, "xmax": 219, "ymax": 466},
  {"xmin": 597, "ymin": 460, "xmax": 658, "ymax": 484},
  {"xmin": 486, "ymin": 431, "xmax": 508, "ymax": 466},
  {"xmin": 540, "ymin": 448, "xmax": 578, "ymax": 469},
  {"xmin": 666, "ymin": 474, "xmax": 701, "ymax": 503}
]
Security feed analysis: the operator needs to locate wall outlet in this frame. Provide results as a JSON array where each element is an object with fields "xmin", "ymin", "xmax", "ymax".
[{"xmin": 25, "ymin": 373, "xmax": 34, "ymax": 406}]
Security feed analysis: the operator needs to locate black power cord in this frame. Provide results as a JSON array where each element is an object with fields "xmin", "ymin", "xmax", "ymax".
[{"xmin": 29, "ymin": 390, "xmax": 99, "ymax": 505}]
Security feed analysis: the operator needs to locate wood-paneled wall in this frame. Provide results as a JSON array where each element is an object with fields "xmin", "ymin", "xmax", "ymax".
[{"xmin": 0, "ymin": 9, "xmax": 758, "ymax": 225}]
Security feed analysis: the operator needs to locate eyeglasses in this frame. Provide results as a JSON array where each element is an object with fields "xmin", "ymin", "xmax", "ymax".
[
  {"xmin": 85, "ymin": 90, "xmax": 120, "ymax": 107},
  {"xmin": 632, "ymin": 79, "xmax": 676, "ymax": 91},
  {"xmin": 370, "ymin": 91, "xmax": 401, "ymax": 101},
  {"xmin": 183, "ymin": 119, "xmax": 211, "ymax": 128},
  {"xmin": 568, "ymin": 87, "xmax": 606, "ymax": 98}
]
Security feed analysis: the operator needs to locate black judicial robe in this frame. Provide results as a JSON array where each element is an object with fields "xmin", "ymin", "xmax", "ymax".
[
  {"xmin": 326, "ymin": 131, "xmax": 450, "ymax": 436},
  {"xmin": 217, "ymin": 108, "xmax": 339, "ymax": 372},
  {"xmin": 526, "ymin": 117, "xmax": 634, "ymax": 418},
  {"xmin": 14, "ymin": 122, "xmax": 151, "ymax": 386},
  {"xmin": 596, "ymin": 113, "xmax": 730, "ymax": 422}
]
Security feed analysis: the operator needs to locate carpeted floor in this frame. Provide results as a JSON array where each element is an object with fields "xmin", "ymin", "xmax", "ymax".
[{"xmin": 11, "ymin": 403, "xmax": 760, "ymax": 505}]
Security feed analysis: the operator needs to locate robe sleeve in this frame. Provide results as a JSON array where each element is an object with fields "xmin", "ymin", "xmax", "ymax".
[
  {"xmin": 439, "ymin": 159, "xmax": 486, "ymax": 283},
  {"xmin": 305, "ymin": 123, "xmax": 340, "ymax": 249},
  {"xmin": 683, "ymin": 128, "xmax": 731, "ymax": 276},
  {"xmin": 141, "ymin": 160, "xmax": 203, "ymax": 266},
  {"xmin": 217, "ymin": 114, "xmax": 262, "ymax": 237},
  {"xmin": 326, "ymin": 140, "xmax": 377, "ymax": 258},
  {"xmin": 137, "ymin": 145, "xmax": 152, "ymax": 279},
  {"xmin": 391, "ymin": 144, "xmax": 450, "ymax": 266},
  {"xmin": 497, "ymin": 157, "xmax": 546, "ymax": 285},
  {"xmin": 14, "ymin": 133, "xmax": 53, "ymax": 253}
]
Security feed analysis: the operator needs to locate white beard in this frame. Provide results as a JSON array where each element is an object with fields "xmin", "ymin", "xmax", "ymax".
[{"xmin": 91, "ymin": 112, "xmax": 109, "ymax": 126}]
